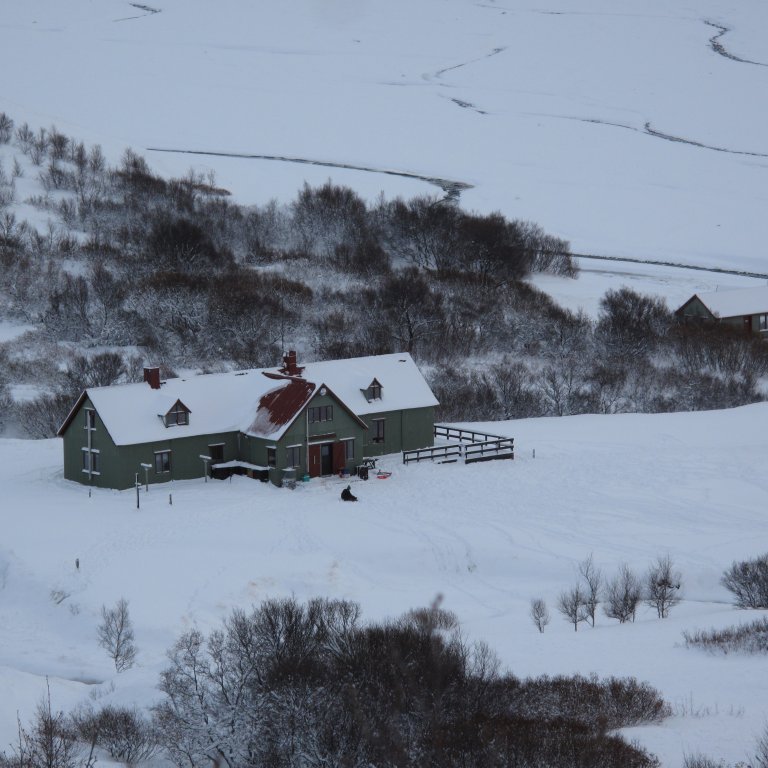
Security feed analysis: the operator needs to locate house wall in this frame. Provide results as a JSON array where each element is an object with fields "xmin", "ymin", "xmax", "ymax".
[
  {"xmin": 242, "ymin": 391, "xmax": 367, "ymax": 485},
  {"xmin": 361, "ymin": 405, "xmax": 435, "ymax": 458},
  {"xmin": 62, "ymin": 398, "xmax": 239, "ymax": 489},
  {"xmin": 677, "ymin": 296, "xmax": 713, "ymax": 320}
]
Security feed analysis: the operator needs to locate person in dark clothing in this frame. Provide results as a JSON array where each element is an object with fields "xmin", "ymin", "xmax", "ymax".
[{"xmin": 341, "ymin": 485, "xmax": 358, "ymax": 502}]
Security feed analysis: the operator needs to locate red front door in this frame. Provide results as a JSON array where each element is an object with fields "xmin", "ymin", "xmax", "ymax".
[
  {"xmin": 332, "ymin": 442, "xmax": 346, "ymax": 474},
  {"xmin": 309, "ymin": 444, "xmax": 321, "ymax": 478}
]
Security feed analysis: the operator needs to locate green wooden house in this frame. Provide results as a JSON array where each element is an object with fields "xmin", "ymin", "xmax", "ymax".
[{"xmin": 57, "ymin": 352, "xmax": 438, "ymax": 489}]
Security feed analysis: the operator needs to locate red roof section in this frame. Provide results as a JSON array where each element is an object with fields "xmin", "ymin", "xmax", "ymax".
[{"xmin": 248, "ymin": 379, "xmax": 316, "ymax": 435}]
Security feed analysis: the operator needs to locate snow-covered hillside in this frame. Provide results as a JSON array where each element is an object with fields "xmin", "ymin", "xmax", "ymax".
[
  {"xmin": 2, "ymin": 0, "xmax": 767, "ymax": 271},
  {"xmin": 1, "ymin": 405, "xmax": 767, "ymax": 766}
]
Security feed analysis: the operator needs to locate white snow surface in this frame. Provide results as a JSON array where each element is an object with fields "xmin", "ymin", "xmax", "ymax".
[
  {"xmin": 2, "ymin": 0, "xmax": 768, "ymax": 271},
  {"xmin": 1, "ymin": 405, "xmax": 768, "ymax": 766}
]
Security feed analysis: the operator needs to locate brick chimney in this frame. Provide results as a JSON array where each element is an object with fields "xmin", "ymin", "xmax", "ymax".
[
  {"xmin": 281, "ymin": 350, "xmax": 303, "ymax": 377},
  {"xmin": 144, "ymin": 367, "xmax": 161, "ymax": 390}
]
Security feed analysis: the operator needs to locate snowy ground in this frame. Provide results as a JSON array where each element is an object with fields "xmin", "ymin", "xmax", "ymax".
[
  {"xmin": 1, "ymin": 405, "xmax": 767, "ymax": 766},
  {"xmin": 2, "ymin": 0, "xmax": 768, "ymax": 271}
]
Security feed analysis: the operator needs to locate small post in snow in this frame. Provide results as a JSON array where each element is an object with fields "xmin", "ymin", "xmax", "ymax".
[
  {"xmin": 135, "ymin": 473, "xmax": 140, "ymax": 510},
  {"xmin": 140, "ymin": 463, "xmax": 152, "ymax": 492},
  {"xmin": 75, "ymin": 558, "xmax": 79, "ymax": 571},
  {"xmin": 532, "ymin": 448, "xmax": 536, "ymax": 459},
  {"xmin": 169, "ymin": 493, "xmax": 173, "ymax": 506},
  {"xmin": 200, "ymin": 455, "xmax": 212, "ymax": 482}
]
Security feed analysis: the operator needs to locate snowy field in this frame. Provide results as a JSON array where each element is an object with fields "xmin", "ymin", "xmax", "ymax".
[
  {"xmin": 1, "ymin": 405, "xmax": 768, "ymax": 766},
  {"xmin": 2, "ymin": 0, "xmax": 768, "ymax": 271}
]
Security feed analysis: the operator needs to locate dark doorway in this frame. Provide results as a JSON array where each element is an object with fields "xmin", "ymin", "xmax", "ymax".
[
  {"xmin": 209, "ymin": 444, "xmax": 225, "ymax": 463},
  {"xmin": 320, "ymin": 443, "xmax": 333, "ymax": 475}
]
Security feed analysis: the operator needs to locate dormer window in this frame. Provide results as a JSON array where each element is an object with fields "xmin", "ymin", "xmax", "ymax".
[
  {"xmin": 368, "ymin": 379, "xmax": 382, "ymax": 401},
  {"xmin": 165, "ymin": 400, "xmax": 190, "ymax": 427}
]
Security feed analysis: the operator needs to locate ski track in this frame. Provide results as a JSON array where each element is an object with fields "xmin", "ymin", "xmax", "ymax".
[
  {"xmin": 704, "ymin": 20, "xmax": 768, "ymax": 67},
  {"xmin": 429, "ymin": 46, "xmax": 506, "ymax": 81},
  {"xmin": 113, "ymin": 3, "xmax": 161, "ymax": 22},
  {"xmin": 146, "ymin": 147, "xmax": 472, "ymax": 203}
]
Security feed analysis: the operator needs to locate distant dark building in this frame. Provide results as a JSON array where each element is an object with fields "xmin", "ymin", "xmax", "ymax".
[{"xmin": 676, "ymin": 286, "xmax": 768, "ymax": 337}]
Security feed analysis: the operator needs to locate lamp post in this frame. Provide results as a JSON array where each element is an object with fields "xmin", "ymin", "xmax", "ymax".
[
  {"xmin": 200, "ymin": 455, "xmax": 212, "ymax": 482},
  {"xmin": 140, "ymin": 463, "xmax": 152, "ymax": 492}
]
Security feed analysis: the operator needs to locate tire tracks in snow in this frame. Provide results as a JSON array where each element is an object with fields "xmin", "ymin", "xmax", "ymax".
[
  {"xmin": 146, "ymin": 146, "xmax": 473, "ymax": 203},
  {"xmin": 542, "ymin": 113, "xmax": 768, "ymax": 160}
]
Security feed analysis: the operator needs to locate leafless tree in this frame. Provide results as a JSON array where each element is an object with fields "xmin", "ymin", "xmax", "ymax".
[
  {"xmin": 530, "ymin": 598, "xmax": 550, "ymax": 633},
  {"xmin": 557, "ymin": 586, "xmax": 588, "ymax": 631},
  {"xmin": 0, "ymin": 679, "xmax": 95, "ymax": 768},
  {"xmin": 579, "ymin": 554, "xmax": 602, "ymax": 627},
  {"xmin": 603, "ymin": 563, "xmax": 642, "ymax": 623},
  {"xmin": 97, "ymin": 598, "xmax": 137, "ymax": 672},
  {"xmin": 645, "ymin": 555, "xmax": 681, "ymax": 619}
]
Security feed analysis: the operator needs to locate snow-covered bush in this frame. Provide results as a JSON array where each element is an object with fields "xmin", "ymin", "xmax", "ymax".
[
  {"xmin": 683, "ymin": 617, "xmax": 768, "ymax": 655},
  {"xmin": 153, "ymin": 597, "xmax": 666, "ymax": 768},
  {"xmin": 721, "ymin": 552, "xmax": 768, "ymax": 609}
]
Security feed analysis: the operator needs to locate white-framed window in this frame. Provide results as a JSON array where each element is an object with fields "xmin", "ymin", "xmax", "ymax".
[
  {"xmin": 266, "ymin": 447, "xmax": 277, "ymax": 467},
  {"xmin": 308, "ymin": 405, "xmax": 333, "ymax": 423},
  {"xmin": 372, "ymin": 419, "xmax": 385, "ymax": 444},
  {"xmin": 81, "ymin": 448, "xmax": 100, "ymax": 475},
  {"xmin": 759, "ymin": 314, "xmax": 768, "ymax": 332},
  {"xmin": 84, "ymin": 408, "xmax": 96, "ymax": 431},
  {"xmin": 286, "ymin": 445, "xmax": 301, "ymax": 468},
  {"xmin": 154, "ymin": 450, "xmax": 172, "ymax": 474},
  {"xmin": 342, "ymin": 438, "xmax": 355, "ymax": 461}
]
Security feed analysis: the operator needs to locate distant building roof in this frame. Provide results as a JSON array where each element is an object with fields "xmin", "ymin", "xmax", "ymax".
[
  {"xmin": 59, "ymin": 352, "xmax": 438, "ymax": 446},
  {"xmin": 684, "ymin": 286, "xmax": 768, "ymax": 319}
]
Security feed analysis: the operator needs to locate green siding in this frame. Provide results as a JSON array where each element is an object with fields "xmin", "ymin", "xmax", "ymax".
[
  {"xmin": 62, "ymin": 397, "xmax": 240, "ymax": 490},
  {"xmin": 361, "ymin": 406, "xmax": 435, "ymax": 458},
  {"xmin": 63, "ymin": 393, "xmax": 435, "ymax": 490}
]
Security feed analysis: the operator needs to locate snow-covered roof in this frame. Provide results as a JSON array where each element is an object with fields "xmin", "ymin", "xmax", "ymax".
[
  {"xmin": 691, "ymin": 286, "xmax": 768, "ymax": 318},
  {"xmin": 65, "ymin": 353, "xmax": 436, "ymax": 446},
  {"xmin": 270, "ymin": 352, "xmax": 439, "ymax": 417}
]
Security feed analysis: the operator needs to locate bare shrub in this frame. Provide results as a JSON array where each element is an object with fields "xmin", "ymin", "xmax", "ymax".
[
  {"xmin": 682, "ymin": 755, "xmax": 730, "ymax": 768},
  {"xmin": 557, "ymin": 585, "xmax": 588, "ymax": 631},
  {"xmin": 97, "ymin": 598, "xmax": 137, "ymax": 672},
  {"xmin": 0, "ymin": 681, "xmax": 95, "ymax": 768},
  {"xmin": 508, "ymin": 673, "xmax": 671, "ymax": 730},
  {"xmin": 530, "ymin": 598, "xmax": 550, "ymax": 633},
  {"xmin": 721, "ymin": 552, "xmax": 768, "ymax": 608},
  {"xmin": 645, "ymin": 554, "xmax": 681, "ymax": 618},
  {"xmin": 682, "ymin": 617, "xmax": 768, "ymax": 655},
  {"xmin": 0, "ymin": 113, "xmax": 13, "ymax": 143},
  {"xmin": 72, "ymin": 705, "xmax": 158, "ymax": 765},
  {"xmin": 17, "ymin": 393, "xmax": 75, "ymax": 439},
  {"xmin": 154, "ymin": 598, "xmax": 664, "ymax": 768},
  {"xmin": 604, "ymin": 563, "xmax": 642, "ymax": 623}
]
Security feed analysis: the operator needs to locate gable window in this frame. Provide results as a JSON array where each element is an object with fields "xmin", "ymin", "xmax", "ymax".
[
  {"xmin": 286, "ymin": 445, "xmax": 301, "ymax": 468},
  {"xmin": 154, "ymin": 450, "xmax": 172, "ymax": 474},
  {"xmin": 81, "ymin": 448, "xmax": 100, "ymax": 475},
  {"xmin": 372, "ymin": 419, "xmax": 385, "ymax": 444},
  {"xmin": 266, "ymin": 447, "xmax": 276, "ymax": 467},
  {"xmin": 84, "ymin": 409, "xmax": 96, "ymax": 431},
  {"xmin": 165, "ymin": 402, "xmax": 189, "ymax": 427},
  {"xmin": 308, "ymin": 405, "xmax": 333, "ymax": 423}
]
